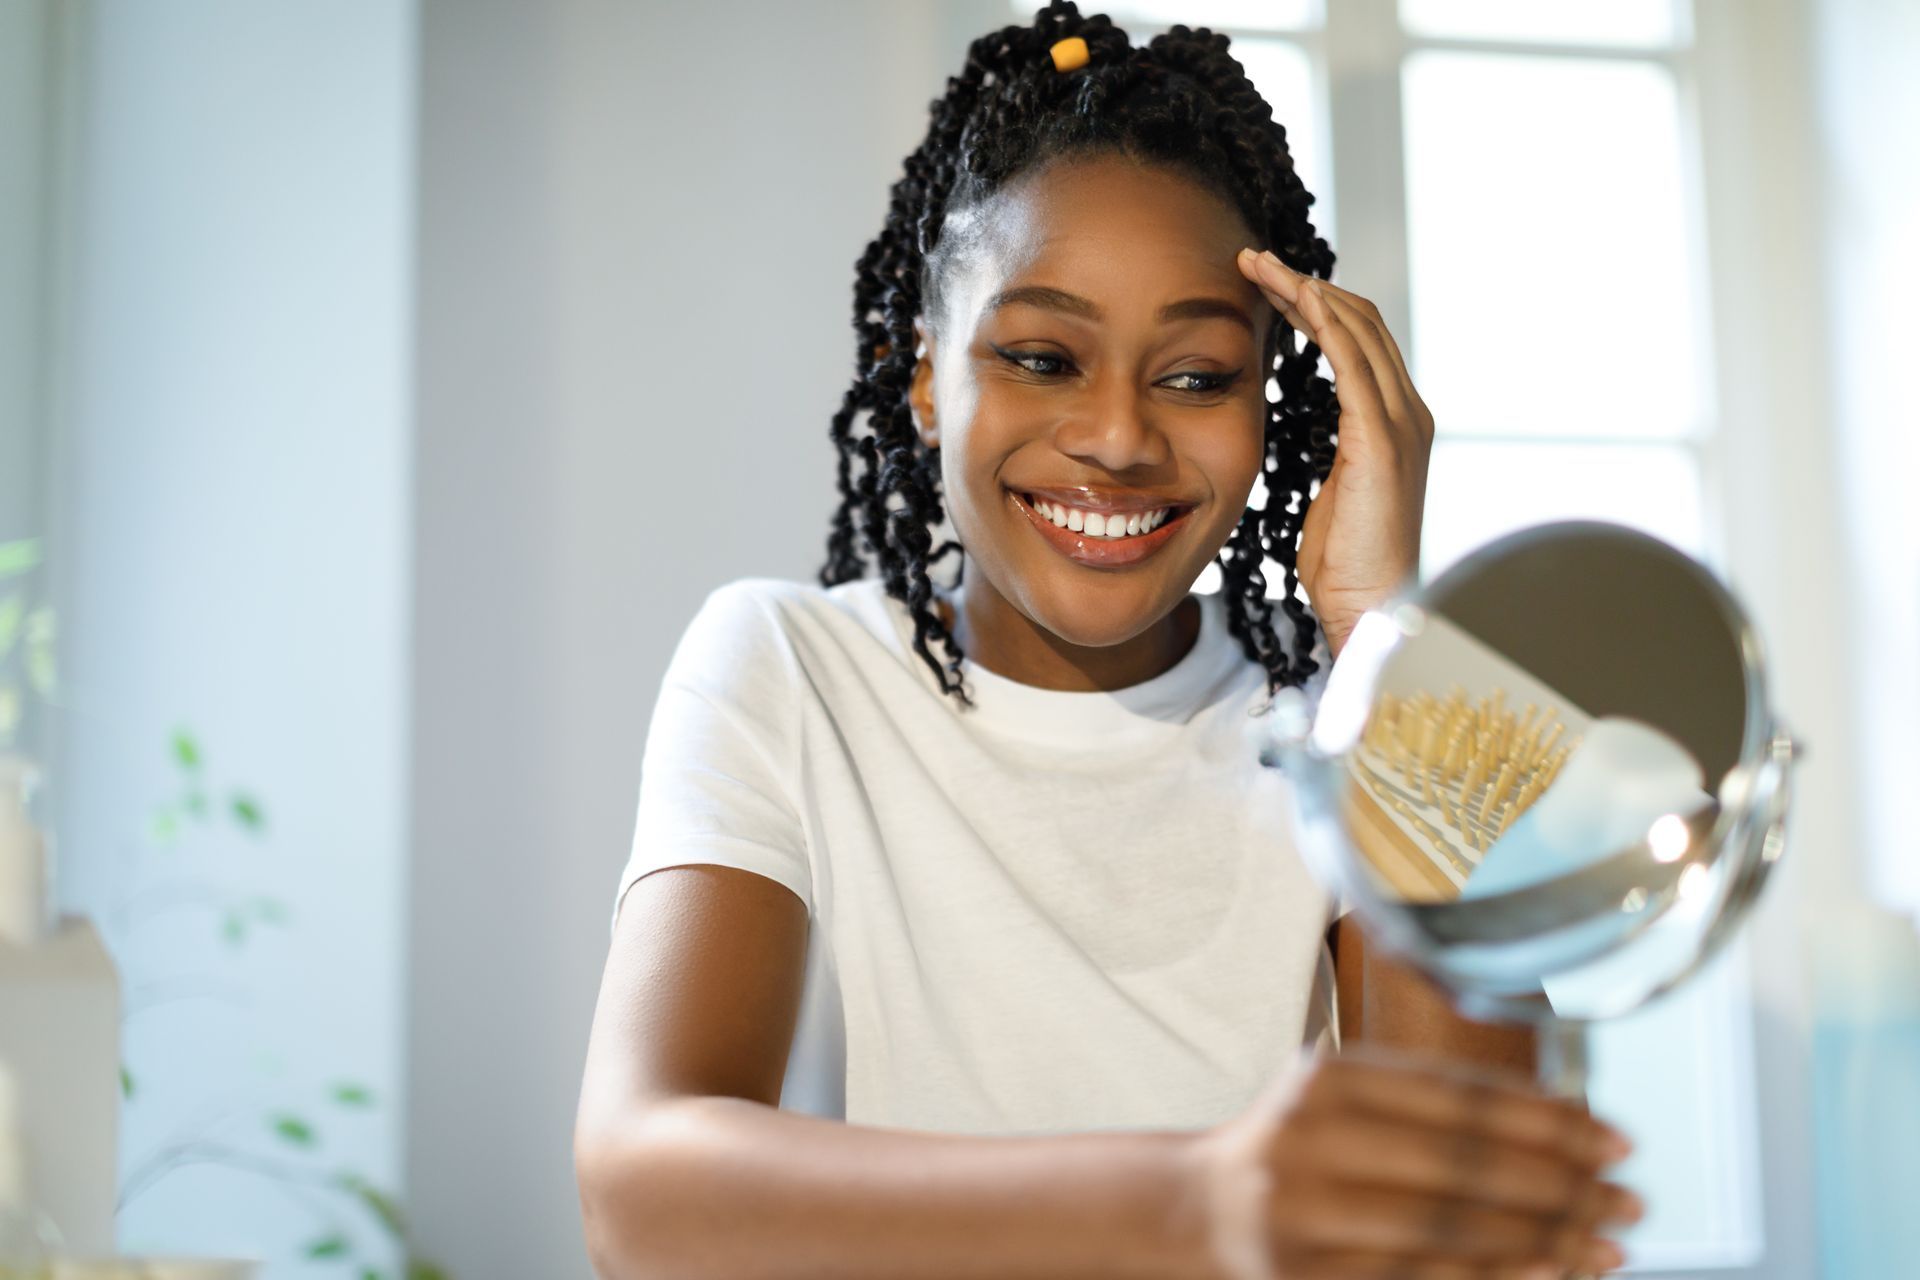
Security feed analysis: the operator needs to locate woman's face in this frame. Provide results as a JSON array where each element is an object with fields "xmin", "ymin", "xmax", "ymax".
[{"xmin": 910, "ymin": 153, "xmax": 1275, "ymax": 650}]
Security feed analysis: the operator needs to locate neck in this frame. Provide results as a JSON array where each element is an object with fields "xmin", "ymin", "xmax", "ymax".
[{"xmin": 935, "ymin": 577, "xmax": 1201, "ymax": 693}]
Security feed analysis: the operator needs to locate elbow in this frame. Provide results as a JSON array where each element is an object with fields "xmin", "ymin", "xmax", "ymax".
[
  {"xmin": 576, "ymin": 1113, "xmax": 666, "ymax": 1280},
  {"xmin": 575, "ymin": 1121, "xmax": 631, "ymax": 1279},
  {"xmin": 575, "ymin": 1103, "xmax": 716, "ymax": 1280}
]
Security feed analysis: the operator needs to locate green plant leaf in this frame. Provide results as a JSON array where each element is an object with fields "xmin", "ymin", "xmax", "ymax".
[
  {"xmin": 0, "ymin": 538, "xmax": 41, "ymax": 580},
  {"xmin": 331, "ymin": 1081, "xmax": 375, "ymax": 1107},
  {"xmin": 221, "ymin": 909, "xmax": 247, "ymax": 946},
  {"xmin": 304, "ymin": 1233, "xmax": 349, "ymax": 1259},
  {"xmin": 250, "ymin": 896, "xmax": 290, "ymax": 924},
  {"xmin": 360, "ymin": 1270, "xmax": 388, "ymax": 1280},
  {"xmin": 336, "ymin": 1172, "xmax": 407, "ymax": 1238},
  {"xmin": 119, "ymin": 1064, "xmax": 135, "ymax": 1099},
  {"xmin": 230, "ymin": 792, "xmax": 265, "ymax": 832},
  {"xmin": 404, "ymin": 1259, "xmax": 448, "ymax": 1280},
  {"xmin": 23, "ymin": 607, "xmax": 53, "ymax": 696},
  {"xmin": 271, "ymin": 1113, "xmax": 317, "ymax": 1147},
  {"xmin": 0, "ymin": 594, "xmax": 23, "ymax": 658},
  {"xmin": 171, "ymin": 729, "xmax": 201, "ymax": 770}
]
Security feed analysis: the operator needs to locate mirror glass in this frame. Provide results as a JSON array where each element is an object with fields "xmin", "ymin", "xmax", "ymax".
[{"xmin": 1271, "ymin": 521, "xmax": 1786, "ymax": 1025}]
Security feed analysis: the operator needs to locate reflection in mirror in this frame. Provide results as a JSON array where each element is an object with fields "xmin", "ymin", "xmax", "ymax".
[{"xmin": 1270, "ymin": 521, "xmax": 1798, "ymax": 1045}]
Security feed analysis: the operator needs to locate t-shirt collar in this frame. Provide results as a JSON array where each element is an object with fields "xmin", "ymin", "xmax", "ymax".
[{"xmin": 884, "ymin": 582, "xmax": 1249, "ymax": 748}]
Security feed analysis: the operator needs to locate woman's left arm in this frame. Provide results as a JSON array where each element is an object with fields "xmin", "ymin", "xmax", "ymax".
[
  {"xmin": 1238, "ymin": 248, "xmax": 1540, "ymax": 1075},
  {"xmin": 1331, "ymin": 915, "xmax": 1539, "ymax": 1074}
]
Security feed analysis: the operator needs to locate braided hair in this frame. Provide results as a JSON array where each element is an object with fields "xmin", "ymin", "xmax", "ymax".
[{"xmin": 818, "ymin": 0, "xmax": 1340, "ymax": 708}]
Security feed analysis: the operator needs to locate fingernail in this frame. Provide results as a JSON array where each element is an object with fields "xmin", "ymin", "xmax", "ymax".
[
  {"xmin": 1262, "ymin": 249, "xmax": 1290, "ymax": 272},
  {"xmin": 1609, "ymin": 1189, "xmax": 1647, "ymax": 1224},
  {"xmin": 1599, "ymin": 1127, "xmax": 1634, "ymax": 1161},
  {"xmin": 1584, "ymin": 1238, "xmax": 1626, "ymax": 1272}
]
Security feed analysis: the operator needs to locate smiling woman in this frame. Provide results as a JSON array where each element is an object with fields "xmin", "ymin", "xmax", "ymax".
[
  {"xmin": 575, "ymin": 4, "xmax": 1636, "ymax": 1277},
  {"xmin": 899, "ymin": 156, "xmax": 1277, "ymax": 684}
]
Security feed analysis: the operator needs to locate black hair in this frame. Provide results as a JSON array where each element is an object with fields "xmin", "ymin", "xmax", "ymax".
[{"xmin": 818, "ymin": 0, "xmax": 1340, "ymax": 707}]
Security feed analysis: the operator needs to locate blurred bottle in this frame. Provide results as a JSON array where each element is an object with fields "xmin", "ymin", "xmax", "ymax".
[
  {"xmin": 0, "ymin": 755, "xmax": 47, "ymax": 950},
  {"xmin": 0, "ymin": 754, "xmax": 118, "ymax": 1254},
  {"xmin": 1811, "ymin": 901, "xmax": 1920, "ymax": 1275},
  {"xmin": 0, "ymin": 1058, "xmax": 64, "ymax": 1279}
]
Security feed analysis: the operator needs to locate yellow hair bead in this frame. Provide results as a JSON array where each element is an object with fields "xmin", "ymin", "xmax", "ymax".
[{"xmin": 1049, "ymin": 36, "xmax": 1090, "ymax": 72}]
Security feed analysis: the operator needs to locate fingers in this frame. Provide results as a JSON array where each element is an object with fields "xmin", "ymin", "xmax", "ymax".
[
  {"xmin": 1239, "ymin": 253, "xmax": 1317, "ymax": 354},
  {"xmin": 1298, "ymin": 1109, "xmax": 1644, "ymax": 1225},
  {"xmin": 1309, "ymin": 1049, "xmax": 1630, "ymax": 1169},
  {"xmin": 1282, "ymin": 1249, "xmax": 1579, "ymax": 1279},
  {"xmin": 1318, "ymin": 280, "xmax": 1420, "ymax": 415},
  {"xmin": 1237, "ymin": 248, "xmax": 1436, "ymax": 448},
  {"xmin": 1312, "ymin": 288, "xmax": 1420, "ymax": 431},
  {"xmin": 1216, "ymin": 1052, "xmax": 1643, "ymax": 1280},
  {"xmin": 1262, "ymin": 1052, "xmax": 1640, "ymax": 1273},
  {"xmin": 1266, "ymin": 259, "xmax": 1389, "ymax": 417},
  {"xmin": 1236, "ymin": 251, "xmax": 1395, "ymax": 461},
  {"xmin": 1274, "ymin": 1181, "xmax": 1628, "ymax": 1274}
]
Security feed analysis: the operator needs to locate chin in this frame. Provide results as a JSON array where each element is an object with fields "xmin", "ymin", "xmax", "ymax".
[{"xmin": 1017, "ymin": 567, "xmax": 1191, "ymax": 649}]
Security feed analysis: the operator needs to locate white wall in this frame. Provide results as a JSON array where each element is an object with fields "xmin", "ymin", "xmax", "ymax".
[
  {"xmin": 46, "ymin": 1, "xmax": 414, "ymax": 1272},
  {"xmin": 406, "ymin": 1, "xmax": 1003, "ymax": 1271},
  {"xmin": 0, "ymin": 1, "xmax": 52, "ymax": 555}
]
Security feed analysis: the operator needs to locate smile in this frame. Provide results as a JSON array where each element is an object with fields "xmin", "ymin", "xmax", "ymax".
[{"xmin": 1007, "ymin": 488, "xmax": 1195, "ymax": 568}]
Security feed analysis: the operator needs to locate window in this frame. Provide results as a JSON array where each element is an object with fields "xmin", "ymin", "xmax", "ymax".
[{"xmin": 1017, "ymin": 1, "xmax": 1762, "ymax": 1269}]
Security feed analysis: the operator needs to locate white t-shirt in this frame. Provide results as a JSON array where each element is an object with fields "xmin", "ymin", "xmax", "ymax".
[{"xmin": 610, "ymin": 574, "xmax": 1345, "ymax": 1136}]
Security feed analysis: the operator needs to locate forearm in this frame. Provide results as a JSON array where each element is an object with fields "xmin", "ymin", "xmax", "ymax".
[
  {"xmin": 577, "ymin": 1094, "xmax": 1215, "ymax": 1280},
  {"xmin": 1337, "ymin": 917, "xmax": 1539, "ymax": 1078}
]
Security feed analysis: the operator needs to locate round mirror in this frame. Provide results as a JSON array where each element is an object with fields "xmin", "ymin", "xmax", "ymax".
[{"xmin": 1258, "ymin": 521, "xmax": 1803, "ymax": 1038}]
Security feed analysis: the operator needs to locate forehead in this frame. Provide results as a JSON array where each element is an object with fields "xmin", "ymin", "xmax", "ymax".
[{"xmin": 941, "ymin": 155, "xmax": 1259, "ymax": 326}]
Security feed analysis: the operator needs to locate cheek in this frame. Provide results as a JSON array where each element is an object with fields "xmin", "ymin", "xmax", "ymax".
[
  {"xmin": 938, "ymin": 390, "xmax": 1028, "ymax": 504},
  {"xmin": 1197, "ymin": 408, "xmax": 1268, "ymax": 509}
]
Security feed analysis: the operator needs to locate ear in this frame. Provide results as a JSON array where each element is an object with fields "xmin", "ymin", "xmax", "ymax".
[{"xmin": 909, "ymin": 316, "xmax": 939, "ymax": 450}]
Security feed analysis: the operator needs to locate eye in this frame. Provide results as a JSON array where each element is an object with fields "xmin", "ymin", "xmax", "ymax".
[
  {"xmin": 994, "ymin": 347, "xmax": 1075, "ymax": 379},
  {"xmin": 1161, "ymin": 370, "xmax": 1240, "ymax": 395},
  {"xmin": 994, "ymin": 346, "xmax": 1243, "ymax": 397}
]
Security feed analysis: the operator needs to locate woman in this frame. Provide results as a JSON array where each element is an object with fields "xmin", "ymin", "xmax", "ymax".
[{"xmin": 576, "ymin": 5, "xmax": 1640, "ymax": 1276}]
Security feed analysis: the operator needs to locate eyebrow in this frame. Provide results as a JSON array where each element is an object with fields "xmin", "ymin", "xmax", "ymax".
[{"xmin": 984, "ymin": 284, "xmax": 1255, "ymax": 336}]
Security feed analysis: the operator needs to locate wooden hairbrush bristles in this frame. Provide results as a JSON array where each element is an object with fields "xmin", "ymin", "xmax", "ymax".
[{"xmin": 1357, "ymin": 685, "xmax": 1580, "ymax": 867}]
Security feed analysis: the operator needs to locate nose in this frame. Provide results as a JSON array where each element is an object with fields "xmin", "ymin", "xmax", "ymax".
[{"xmin": 1051, "ymin": 376, "xmax": 1173, "ymax": 474}]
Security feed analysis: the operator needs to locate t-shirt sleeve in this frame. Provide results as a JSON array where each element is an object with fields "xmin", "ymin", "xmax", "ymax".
[{"xmin": 610, "ymin": 580, "xmax": 813, "ymax": 938}]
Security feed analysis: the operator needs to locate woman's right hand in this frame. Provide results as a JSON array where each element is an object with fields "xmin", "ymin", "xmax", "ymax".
[{"xmin": 1186, "ymin": 1045, "xmax": 1644, "ymax": 1279}]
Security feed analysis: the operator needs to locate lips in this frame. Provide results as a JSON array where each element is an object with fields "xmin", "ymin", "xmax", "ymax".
[{"xmin": 1006, "ymin": 487, "xmax": 1196, "ymax": 568}]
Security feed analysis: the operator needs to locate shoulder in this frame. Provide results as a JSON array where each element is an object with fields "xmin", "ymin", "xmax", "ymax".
[
  {"xmin": 667, "ymin": 577, "xmax": 815, "ymax": 680},
  {"xmin": 669, "ymin": 575, "xmax": 898, "ymax": 688},
  {"xmin": 684, "ymin": 576, "xmax": 817, "ymax": 639},
  {"xmin": 683, "ymin": 575, "xmax": 887, "ymax": 645}
]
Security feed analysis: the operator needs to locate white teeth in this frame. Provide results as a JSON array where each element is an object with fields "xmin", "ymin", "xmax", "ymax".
[{"xmin": 1027, "ymin": 494, "xmax": 1176, "ymax": 539}]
